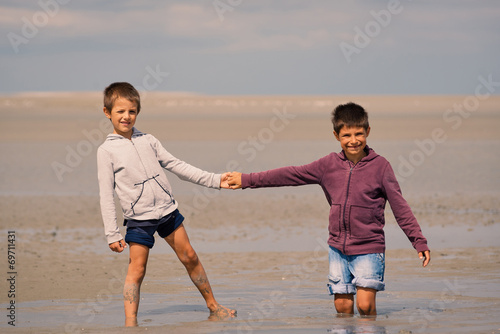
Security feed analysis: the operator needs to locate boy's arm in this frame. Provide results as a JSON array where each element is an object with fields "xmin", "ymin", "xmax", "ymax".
[
  {"xmin": 228, "ymin": 158, "xmax": 326, "ymax": 190},
  {"xmin": 382, "ymin": 162, "xmax": 430, "ymax": 266},
  {"xmin": 97, "ymin": 148, "xmax": 125, "ymax": 250},
  {"xmin": 153, "ymin": 137, "xmax": 221, "ymax": 189}
]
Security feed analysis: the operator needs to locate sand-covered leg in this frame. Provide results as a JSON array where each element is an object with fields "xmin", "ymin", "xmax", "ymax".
[
  {"xmin": 123, "ymin": 242, "xmax": 149, "ymax": 326},
  {"xmin": 165, "ymin": 224, "xmax": 236, "ymax": 318}
]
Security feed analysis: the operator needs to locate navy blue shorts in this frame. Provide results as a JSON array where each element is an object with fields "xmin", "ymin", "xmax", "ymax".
[{"xmin": 124, "ymin": 210, "xmax": 184, "ymax": 248}]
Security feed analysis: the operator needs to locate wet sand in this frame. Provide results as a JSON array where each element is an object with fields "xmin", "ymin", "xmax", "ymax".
[{"xmin": 0, "ymin": 93, "xmax": 499, "ymax": 333}]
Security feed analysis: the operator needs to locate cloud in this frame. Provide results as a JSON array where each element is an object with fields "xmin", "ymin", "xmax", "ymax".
[
  {"xmin": 2, "ymin": 1, "xmax": 499, "ymax": 53},
  {"xmin": 0, "ymin": 2, "xmax": 343, "ymax": 53},
  {"xmin": 5, "ymin": 1, "xmax": 496, "ymax": 57},
  {"xmin": 0, "ymin": 3, "xmax": 170, "ymax": 48},
  {"xmin": 163, "ymin": 3, "xmax": 346, "ymax": 53},
  {"xmin": 0, "ymin": 6, "xmax": 30, "ymax": 26}
]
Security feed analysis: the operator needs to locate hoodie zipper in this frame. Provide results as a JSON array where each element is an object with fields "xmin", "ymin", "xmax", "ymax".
[
  {"xmin": 130, "ymin": 139, "xmax": 149, "ymax": 180},
  {"xmin": 342, "ymin": 163, "xmax": 354, "ymax": 254},
  {"xmin": 130, "ymin": 138, "xmax": 157, "ymax": 209}
]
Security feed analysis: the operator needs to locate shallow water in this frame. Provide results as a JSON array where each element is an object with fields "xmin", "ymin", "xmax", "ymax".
[
  {"xmin": 4, "ymin": 271, "xmax": 500, "ymax": 333},
  {"xmin": 2, "ymin": 225, "xmax": 500, "ymax": 334}
]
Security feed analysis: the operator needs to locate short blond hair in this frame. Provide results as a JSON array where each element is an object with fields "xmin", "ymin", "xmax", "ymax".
[{"xmin": 103, "ymin": 82, "xmax": 141, "ymax": 112}]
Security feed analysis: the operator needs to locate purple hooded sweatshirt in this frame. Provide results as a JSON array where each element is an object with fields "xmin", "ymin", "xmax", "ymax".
[{"xmin": 241, "ymin": 146, "xmax": 429, "ymax": 255}]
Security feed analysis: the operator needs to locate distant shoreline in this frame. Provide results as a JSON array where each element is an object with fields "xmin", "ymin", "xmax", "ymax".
[{"xmin": 1, "ymin": 93, "xmax": 499, "ymax": 115}]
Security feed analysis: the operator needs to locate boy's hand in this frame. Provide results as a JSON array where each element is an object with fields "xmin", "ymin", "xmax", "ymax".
[
  {"xmin": 220, "ymin": 172, "xmax": 231, "ymax": 189},
  {"xmin": 109, "ymin": 240, "xmax": 127, "ymax": 253},
  {"xmin": 418, "ymin": 250, "xmax": 431, "ymax": 267},
  {"xmin": 227, "ymin": 172, "xmax": 242, "ymax": 189}
]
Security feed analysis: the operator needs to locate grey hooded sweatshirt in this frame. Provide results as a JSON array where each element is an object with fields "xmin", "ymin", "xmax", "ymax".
[{"xmin": 97, "ymin": 128, "xmax": 221, "ymax": 244}]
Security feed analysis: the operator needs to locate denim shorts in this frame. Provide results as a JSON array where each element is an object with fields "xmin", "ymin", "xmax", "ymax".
[
  {"xmin": 327, "ymin": 246, "xmax": 385, "ymax": 295},
  {"xmin": 124, "ymin": 210, "xmax": 184, "ymax": 249}
]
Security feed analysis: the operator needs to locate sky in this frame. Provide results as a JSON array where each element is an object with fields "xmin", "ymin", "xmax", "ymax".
[{"xmin": 1, "ymin": 0, "xmax": 499, "ymax": 95}]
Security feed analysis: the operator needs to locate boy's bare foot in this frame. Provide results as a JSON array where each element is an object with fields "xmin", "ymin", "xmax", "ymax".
[{"xmin": 208, "ymin": 303, "xmax": 237, "ymax": 320}]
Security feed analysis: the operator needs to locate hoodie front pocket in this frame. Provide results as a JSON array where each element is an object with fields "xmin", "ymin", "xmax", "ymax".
[
  {"xmin": 130, "ymin": 182, "xmax": 145, "ymax": 215},
  {"xmin": 152, "ymin": 176, "xmax": 174, "ymax": 205},
  {"xmin": 349, "ymin": 205, "xmax": 380, "ymax": 239}
]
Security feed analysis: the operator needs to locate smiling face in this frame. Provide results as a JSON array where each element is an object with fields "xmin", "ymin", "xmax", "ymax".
[
  {"xmin": 334, "ymin": 125, "xmax": 370, "ymax": 164},
  {"xmin": 104, "ymin": 97, "xmax": 138, "ymax": 140}
]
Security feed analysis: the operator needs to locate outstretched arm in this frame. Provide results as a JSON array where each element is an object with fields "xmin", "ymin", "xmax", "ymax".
[
  {"xmin": 154, "ymin": 138, "xmax": 221, "ymax": 189},
  {"xmin": 231, "ymin": 159, "xmax": 325, "ymax": 190}
]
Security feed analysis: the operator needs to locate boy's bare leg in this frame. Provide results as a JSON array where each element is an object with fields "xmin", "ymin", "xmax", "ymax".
[
  {"xmin": 356, "ymin": 287, "xmax": 377, "ymax": 316},
  {"xmin": 334, "ymin": 294, "xmax": 355, "ymax": 316},
  {"xmin": 164, "ymin": 224, "xmax": 236, "ymax": 318},
  {"xmin": 124, "ymin": 242, "xmax": 150, "ymax": 326}
]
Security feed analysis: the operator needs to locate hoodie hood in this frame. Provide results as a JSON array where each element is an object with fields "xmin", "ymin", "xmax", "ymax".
[
  {"xmin": 337, "ymin": 145, "xmax": 379, "ymax": 163},
  {"xmin": 106, "ymin": 127, "xmax": 145, "ymax": 141}
]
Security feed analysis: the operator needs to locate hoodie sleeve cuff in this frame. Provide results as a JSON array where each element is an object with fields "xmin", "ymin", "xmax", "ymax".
[
  {"xmin": 213, "ymin": 173, "xmax": 222, "ymax": 189},
  {"xmin": 107, "ymin": 232, "xmax": 124, "ymax": 245},
  {"xmin": 241, "ymin": 173, "xmax": 251, "ymax": 188},
  {"xmin": 414, "ymin": 242, "xmax": 429, "ymax": 253}
]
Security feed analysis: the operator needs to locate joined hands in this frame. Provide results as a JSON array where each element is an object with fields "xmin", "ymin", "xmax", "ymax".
[{"xmin": 220, "ymin": 172, "xmax": 242, "ymax": 189}]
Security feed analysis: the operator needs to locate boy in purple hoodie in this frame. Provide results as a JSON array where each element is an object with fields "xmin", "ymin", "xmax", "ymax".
[{"xmin": 227, "ymin": 102, "xmax": 430, "ymax": 316}]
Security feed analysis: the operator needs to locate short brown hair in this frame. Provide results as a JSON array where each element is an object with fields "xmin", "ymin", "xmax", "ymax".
[
  {"xmin": 331, "ymin": 102, "xmax": 369, "ymax": 134},
  {"xmin": 103, "ymin": 82, "xmax": 141, "ymax": 112}
]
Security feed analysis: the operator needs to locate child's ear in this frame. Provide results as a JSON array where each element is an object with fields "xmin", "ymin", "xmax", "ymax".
[
  {"xmin": 366, "ymin": 127, "xmax": 371, "ymax": 137},
  {"xmin": 103, "ymin": 107, "xmax": 111, "ymax": 119},
  {"xmin": 333, "ymin": 131, "xmax": 340, "ymax": 141}
]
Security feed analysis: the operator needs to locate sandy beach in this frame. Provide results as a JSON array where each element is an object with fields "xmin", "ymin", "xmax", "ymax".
[{"xmin": 0, "ymin": 93, "xmax": 499, "ymax": 333}]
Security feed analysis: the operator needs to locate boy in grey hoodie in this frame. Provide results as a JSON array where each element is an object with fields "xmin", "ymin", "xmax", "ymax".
[
  {"xmin": 227, "ymin": 103, "xmax": 430, "ymax": 317},
  {"xmin": 97, "ymin": 82, "xmax": 235, "ymax": 326}
]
